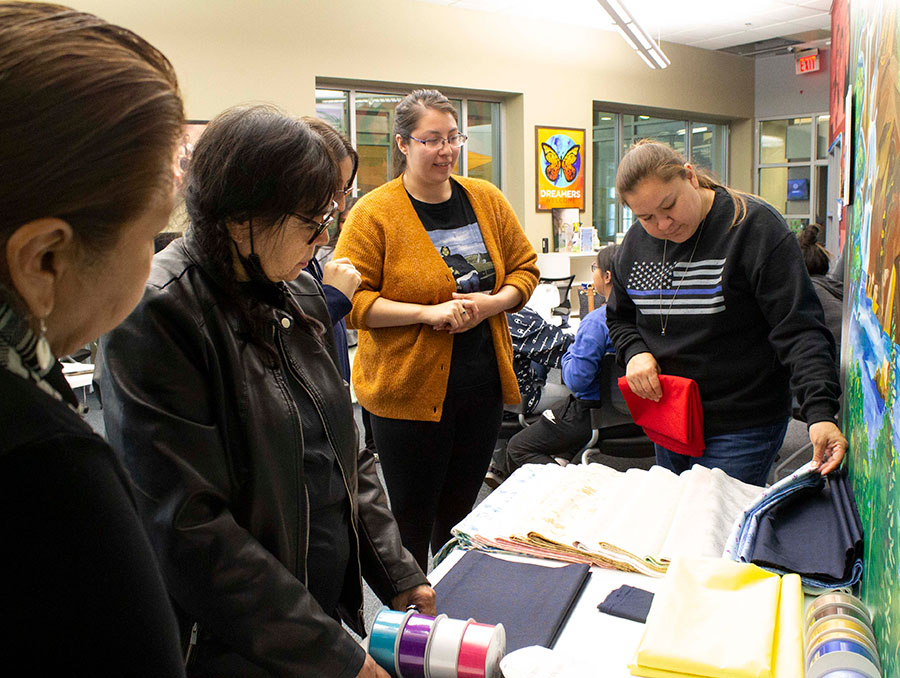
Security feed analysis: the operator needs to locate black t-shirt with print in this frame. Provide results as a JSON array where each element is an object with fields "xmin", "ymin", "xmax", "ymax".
[{"xmin": 408, "ymin": 180, "xmax": 499, "ymax": 391}]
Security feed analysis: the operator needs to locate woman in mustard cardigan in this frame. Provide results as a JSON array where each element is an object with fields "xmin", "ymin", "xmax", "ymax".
[{"xmin": 334, "ymin": 89, "xmax": 538, "ymax": 568}]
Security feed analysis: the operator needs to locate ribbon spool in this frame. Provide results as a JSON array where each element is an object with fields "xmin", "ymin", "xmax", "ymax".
[
  {"xmin": 809, "ymin": 603, "xmax": 873, "ymax": 628},
  {"xmin": 807, "ymin": 594, "xmax": 871, "ymax": 628},
  {"xmin": 426, "ymin": 617, "xmax": 472, "ymax": 678},
  {"xmin": 807, "ymin": 615, "xmax": 877, "ymax": 649},
  {"xmin": 397, "ymin": 612, "xmax": 438, "ymax": 678},
  {"xmin": 818, "ymin": 672, "xmax": 874, "ymax": 678},
  {"xmin": 456, "ymin": 621, "xmax": 506, "ymax": 678},
  {"xmin": 369, "ymin": 608, "xmax": 410, "ymax": 675},
  {"xmin": 807, "ymin": 627, "xmax": 879, "ymax": 666},
  {"xmin": 806, "ymin": 641, "xmax": 883, "ymax": 678},
  {"xmin": 422, "ymin": 614, "xmax": 448, "ymax": 678}
]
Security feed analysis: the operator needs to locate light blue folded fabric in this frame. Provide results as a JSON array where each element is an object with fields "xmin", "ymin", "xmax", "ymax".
[{"xmin": 723, "ymin": 462, "xmax": 863, "ymax": 594}]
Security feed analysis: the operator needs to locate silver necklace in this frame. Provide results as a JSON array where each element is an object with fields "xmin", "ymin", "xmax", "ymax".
[{"xmin": 659, "ymin": 221, "xmax": 704, "ymax": 336}]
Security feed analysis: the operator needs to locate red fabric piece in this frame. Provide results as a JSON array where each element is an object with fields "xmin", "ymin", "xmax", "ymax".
[{"xmin": 617, "ymin": 375, "xmax": 705, "ymax": 457}]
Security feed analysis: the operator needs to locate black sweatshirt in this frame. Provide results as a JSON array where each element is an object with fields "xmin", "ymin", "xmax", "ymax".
[{"xmin": 607, "ymin": 187, "xmax": 841, "ymax": 436}]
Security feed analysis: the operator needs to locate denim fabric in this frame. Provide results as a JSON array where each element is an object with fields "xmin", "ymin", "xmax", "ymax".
[
  {"xmin": 654, "ymin": 417, "xmax": 790, "ymax": 486},
  {"xmin": 723, "ymin": 463, "xmax": 864, "ymax": 593}
]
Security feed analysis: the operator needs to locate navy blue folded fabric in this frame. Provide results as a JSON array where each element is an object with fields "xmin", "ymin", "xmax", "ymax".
[
  {"xmin": 433, "ymin": 551, "xmax": 591, "ymax": 651},
  {"xmin": 750, "ymin": 469, "xmax": 863, "ymax": 584},
  {"xmin": 597, "ymin": 585, "xmax": 655, "ymax": 623}
]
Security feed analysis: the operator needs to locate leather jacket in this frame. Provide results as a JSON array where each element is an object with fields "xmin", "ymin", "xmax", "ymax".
[{"xmin": 98, "ymin": 231, "xmax": 427, "ymax": 677}]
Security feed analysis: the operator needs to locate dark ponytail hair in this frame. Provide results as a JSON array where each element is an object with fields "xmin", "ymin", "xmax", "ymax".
[
  {"xmin": 798, "ymin": 223, "xmax": 831, "ymax": 275},
  {"xmin": 595, "ymin": 243, "xmax": 618, "ymax": 276},
  {"xmin": 0, "ymin": 1, "xmax": 183, "ymax": 302},
  {"xmin": 616, "ymin": 140, "xmax": 750, "ymax": 228},
  {"xmin": 184, "ymin": 105, "xmax": 338, "ymax": 348},
  {"xmin": 392, "ymin": 89, "xmax": 458, "ymax": 178},
  {"xmin": 302, "ymin": 116, "xmax": 358, "ymax": 191}
]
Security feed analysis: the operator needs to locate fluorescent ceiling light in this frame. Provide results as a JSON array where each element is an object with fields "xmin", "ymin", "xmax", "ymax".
[{"xmin": 596, "ymin": 0, "xmax": 670, "ymax": 69}]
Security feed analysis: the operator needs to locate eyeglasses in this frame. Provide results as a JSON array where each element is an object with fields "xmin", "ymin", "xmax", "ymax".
[
  {"xmin": 408, "ymin": 133, "xmax": 468, "ymax": 150},
  {"xmin": 590, "ymin": 262, "xmax": 599, "ymax": 272},
  {"xmin": 290, "ymin": 200, "xmax": 339, "ymax": 245}
]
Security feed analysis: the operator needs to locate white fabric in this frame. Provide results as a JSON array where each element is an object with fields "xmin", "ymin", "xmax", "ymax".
[
  {"xmin": 500, "ymin": 646, "xmax": 595, "ymax": 678},
  {"xmin": 528, "ymin": 283, "xmax": 563, "ymax": 324},
  {"xmin": 452, "ymin": 463, "xmax": 762, "ymax": 576}
]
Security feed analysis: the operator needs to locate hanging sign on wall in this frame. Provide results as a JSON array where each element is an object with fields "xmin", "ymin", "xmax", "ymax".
[
  {"xmin": 795, "ymin": 48, "xmax": 820, "ymax": 74},
  {"xmin": 535, "ymin": 126, "xmax": 585, "ymax": 211}
]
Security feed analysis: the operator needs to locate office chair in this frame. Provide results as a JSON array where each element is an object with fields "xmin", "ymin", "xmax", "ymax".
[
  {"xmin": 580, "ymin": 352, "xmax": 655, "ymax": 463},
  {"xmin": 538, "ymin": 275, "xmax": 576, "ymax": 328}
]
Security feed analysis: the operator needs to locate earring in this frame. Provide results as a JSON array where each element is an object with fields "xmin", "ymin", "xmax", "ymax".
[{"xmin": 35, "ymin": 317, "xmax": 53, "ymax": 371}]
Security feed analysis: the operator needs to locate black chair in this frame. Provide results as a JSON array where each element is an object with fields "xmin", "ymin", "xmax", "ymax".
[
  {"xmin": 579, "ymin": 353, "xmax": 655, "ymax": 463},
  {"xmin": 538, "ymin": 275, "xmax": 576, "ymax": 328}
]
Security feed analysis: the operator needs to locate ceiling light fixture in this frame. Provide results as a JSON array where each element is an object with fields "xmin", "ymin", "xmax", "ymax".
[{"xmin": 596, "ymin": 0, "xmax": 670, "ymax": 69}]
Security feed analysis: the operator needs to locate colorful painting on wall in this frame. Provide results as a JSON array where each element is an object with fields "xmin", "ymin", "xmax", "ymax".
[
  {"xmin": 843, "ymin": 1, "xmax": 900, "ymax": 671},
  {"xmin": 535, "ymin": 126, "xmax": 584, "ymax": 211}
]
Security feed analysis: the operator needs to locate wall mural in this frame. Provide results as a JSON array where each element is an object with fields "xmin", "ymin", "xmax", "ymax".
[{"xmin": 843, "ymin": 0, "xmax": 900, "ymax": 671}]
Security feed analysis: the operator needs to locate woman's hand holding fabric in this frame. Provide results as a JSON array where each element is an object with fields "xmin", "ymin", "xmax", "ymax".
[
  {"xmin": 808, "ymin": 421, "xmax": 848, "ymax": 475},
  {"xmin": 625, "ymin": 352, "xmax": 663, "ymax": 402},
  {"xmin": 391, "ymin": 584, "xmax": 437, "ymax": 616}
]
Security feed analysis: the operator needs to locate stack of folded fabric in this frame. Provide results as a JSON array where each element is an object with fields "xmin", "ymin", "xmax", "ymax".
[
  {"xmin": 723, "ymin": 462, "xmax": 864, "ymax": 593},
  {"xmin": 451, "ymin": 463, "xmax": 761, "ymax": 576},
  {"xmin": 629, "ymin": 557, "xmax": 804, "ymax": 678}
]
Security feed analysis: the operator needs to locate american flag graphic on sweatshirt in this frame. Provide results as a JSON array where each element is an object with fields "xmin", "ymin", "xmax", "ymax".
[{"xmin": 625, "ymin": 258, "xmax": 727, "ymax": 315}]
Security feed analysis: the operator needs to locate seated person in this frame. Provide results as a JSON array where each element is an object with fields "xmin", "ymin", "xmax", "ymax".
[
  {"xmin": 505, "ymin": 245, "xmax": 618, "ymax": 472},
  {"xmin": 798, "ymin": 223, "xmax": 843, "ymax": 365}
]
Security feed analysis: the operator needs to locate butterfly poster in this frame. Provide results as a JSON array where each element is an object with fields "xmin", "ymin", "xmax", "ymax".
[{"xmin": 535, "ymin": 126, "xmax": 585, "ymax": 211}]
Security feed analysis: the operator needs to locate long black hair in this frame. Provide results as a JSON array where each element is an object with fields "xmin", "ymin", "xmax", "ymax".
[{"xmin": 184, "ymin": 105, "xmax": 338, "ymax": 349}]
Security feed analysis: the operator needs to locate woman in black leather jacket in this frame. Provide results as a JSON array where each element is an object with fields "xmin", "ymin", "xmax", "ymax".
[{"xmin": 99, "ymin": 106, "xmax": 434, "ymax": 678}]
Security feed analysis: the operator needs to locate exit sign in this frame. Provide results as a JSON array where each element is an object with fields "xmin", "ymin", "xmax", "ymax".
[{"xmin": 795, "ymin": 49, "xmax": 820, "ymax": 74}]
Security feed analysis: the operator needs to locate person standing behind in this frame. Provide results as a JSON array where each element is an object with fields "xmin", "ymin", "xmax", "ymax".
[
  {"xmin": 505, "ymin": 245, "xmax": 620, "ymax": 472},
  {"xmin": 607, "ymin": 141, "xmax": 846, "ymax": 486},
  {"xmin": 334, "ymin": 89, "xmax": 538, "ymax": 568},
  {"xmin": 302, "ymin": 117, "xmax": 361, "ymax": 383},
  {"xmin": 0, "ymin": 3, "xmax": 185, "ymax": 674}
]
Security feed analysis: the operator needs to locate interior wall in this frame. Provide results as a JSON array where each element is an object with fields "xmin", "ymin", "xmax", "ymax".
[
  {"xmin": 57, "ymin": 0, "xmax": 755, "ymax": 248},
  {"xmin": 755, "ymin": 50, "xmax": 830, "ymax": 119},
  {"xmin": 841, "ymin": 1, "xmax": 900, "ymax": 673}
]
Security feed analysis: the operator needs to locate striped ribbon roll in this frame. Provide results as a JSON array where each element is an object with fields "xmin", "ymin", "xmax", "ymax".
[
  {"xmin": 369, "ymin": 608, "xmax": 409, "ymax": 675},
  {"xmin": 425, "ymin": 617, "xmax": 471, "ymax": 678},
  {"xmin": 397, "ymin": 612, "xmax": 437, "ymax": 678},
  {"xmin": 456, "ymin": 622, "xmax": 506, "ymax": 678}
]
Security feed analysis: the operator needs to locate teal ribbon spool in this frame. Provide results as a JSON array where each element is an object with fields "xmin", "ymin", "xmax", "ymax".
[{"xmin": 369, "ymin": 608, "xmax": 408, "ymax": 674}]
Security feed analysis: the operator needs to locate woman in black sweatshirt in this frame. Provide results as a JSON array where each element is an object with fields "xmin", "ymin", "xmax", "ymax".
[{"xmin": 606, "ymin": 140, "xmax": 846, "ymax": 486}]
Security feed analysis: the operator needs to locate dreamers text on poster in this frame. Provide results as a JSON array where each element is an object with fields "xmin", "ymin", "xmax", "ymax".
[{"xmin": 535, "ymin": 126, "xmax": 585, "ymax": 211}]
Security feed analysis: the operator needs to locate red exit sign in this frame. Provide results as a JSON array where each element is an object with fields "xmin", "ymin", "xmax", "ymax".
[{"xmin": 795, "ymin": 49, "xmax": 820, "ymax": 74}]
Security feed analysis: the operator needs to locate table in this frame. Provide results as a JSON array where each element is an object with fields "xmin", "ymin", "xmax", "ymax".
[{"xmin": 428, "ymin": 549, "xmax": 665, "ymax": 677}]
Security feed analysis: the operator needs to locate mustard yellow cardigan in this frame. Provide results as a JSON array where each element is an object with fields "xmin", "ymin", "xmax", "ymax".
[{"xmin": 333, "ymin": 176, "xmax": 539, "ymax": 422}]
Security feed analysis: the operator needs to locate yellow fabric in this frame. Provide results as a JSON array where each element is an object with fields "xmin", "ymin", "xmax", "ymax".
[
  {"xmin": 628, "ymin": 558, "xmax": 797, "ymax": 678},
  {"xmin": 771, "ymin": 574, "xmax": 803, "ymax": 678},
  {"xmin": 333, "ymin": 175, "xmax": 538, "ymax": 422}
]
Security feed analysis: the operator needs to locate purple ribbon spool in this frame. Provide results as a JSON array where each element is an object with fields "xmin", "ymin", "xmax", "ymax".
[{"xmin": 397, "ymin": 612, "xmax": 436, "ymax": 678}]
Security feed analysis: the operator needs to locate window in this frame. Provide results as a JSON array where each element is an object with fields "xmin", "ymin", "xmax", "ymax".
[
  {"xmin": 592, "ymin": 109, "xmax": 728, "ymax": 239},
  {"xmin": 316, "ymin": 87, "xmax": 502, "ymax": 196},
  {"xmin": 755, "ymin": 114, "xmax": 828, "ymax": 231}
]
